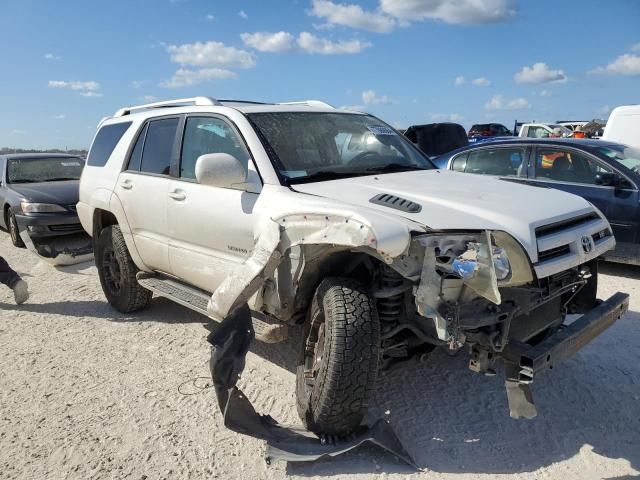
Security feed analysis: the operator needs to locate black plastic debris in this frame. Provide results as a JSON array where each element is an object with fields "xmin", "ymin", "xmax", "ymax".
[{"xmin": 207, "ymin": 304, "xmax": 420, "ymax": 469}]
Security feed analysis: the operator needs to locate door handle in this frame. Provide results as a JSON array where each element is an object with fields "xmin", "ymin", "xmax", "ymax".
[
  {"xmin": 168, "ymin": 190, "xmax": 186, "ymax": 201},
  {"xmin": 120, "ymin": 180, "xmax": 133, "ymax": 190}
]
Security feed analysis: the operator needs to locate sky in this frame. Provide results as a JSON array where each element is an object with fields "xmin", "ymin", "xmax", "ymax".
[{"xmin": 0, "ymin": 0, "xmax": 639, "ymax": 149}]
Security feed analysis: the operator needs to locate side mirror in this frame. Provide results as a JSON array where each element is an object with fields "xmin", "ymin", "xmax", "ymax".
[
  {"xmin": 595, "ymin": 172, "xmax": 620, "ymax": 187},
  {"xmin": 195, "ymin": 153, "xmax": 247, "ymax": 189}
]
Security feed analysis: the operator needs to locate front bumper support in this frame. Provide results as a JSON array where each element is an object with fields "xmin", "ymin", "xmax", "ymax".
[{"xmin": 500, "ymin": 292, "xmax": 629, "ymax": 419}]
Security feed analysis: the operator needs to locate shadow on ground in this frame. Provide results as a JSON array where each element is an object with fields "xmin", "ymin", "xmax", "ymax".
[
  {"xmin": 601, "ymin": 261, "xmax": 640, "ymax": 280},
  {"xmin": 1, "ymin": 296, "xmax": 207, "ymax": 324}
]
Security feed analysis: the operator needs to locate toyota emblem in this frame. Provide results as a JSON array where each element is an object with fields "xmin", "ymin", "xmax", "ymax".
[{"xmin": 581, "ymin": 235, "xmax": 594, "ymax": 254}]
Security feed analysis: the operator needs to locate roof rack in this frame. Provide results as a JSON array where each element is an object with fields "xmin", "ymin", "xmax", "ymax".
[
  {"xmin": 218, "ymin": 99, "xmax": 269, "ymax": 105},
  {"xmin": 279, "ymin": 100, "xmax": 335, "ymax": 109},
  {"xmin": 113, "ymin": 96, "xmax": 222, "ymax": 117}
]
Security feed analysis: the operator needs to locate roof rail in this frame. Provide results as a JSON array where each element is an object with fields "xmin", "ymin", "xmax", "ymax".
[
  {"xmin": 113, "ymin": 96, "xmax": 222, "ymax": 117},
  {"xmin": 279, "ymin": 100, "xmax": 335, "ymax": 109}
]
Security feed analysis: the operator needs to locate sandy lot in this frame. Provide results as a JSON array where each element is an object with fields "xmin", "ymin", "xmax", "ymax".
[{"xmin": 1, "ymin": 232, "xmax": 639, "ymax": 480}]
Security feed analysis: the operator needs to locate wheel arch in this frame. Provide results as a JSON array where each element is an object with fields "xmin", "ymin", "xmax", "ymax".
[
  {"xmin": 274, "ymin": 246, "xmax": 385, "ymax": 323},
  {"xmin": 92, "ymin": 206, "xmax": 149, "ymax": 272}
]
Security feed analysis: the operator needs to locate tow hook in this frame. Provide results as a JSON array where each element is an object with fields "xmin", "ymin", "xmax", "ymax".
[{"xmin": 207, "ymin": 304, "xmax": 420, "ymax": 470}]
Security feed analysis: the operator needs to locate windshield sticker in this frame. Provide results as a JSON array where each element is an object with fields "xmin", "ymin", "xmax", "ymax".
[
  {"xmin": 366, "ymin": 125, "xmax": 396, "ymax": 136},
  {"xmin": 283, "ymin": 170, "xmax": 307, "ymax": 178},
  {"xmin": 61, "ymin": 162, "xmax": 81, "ymax": 167}
]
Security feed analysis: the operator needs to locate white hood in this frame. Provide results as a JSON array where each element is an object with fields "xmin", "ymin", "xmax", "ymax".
[{"xmin": 293, "ymin": 169, "xmax": 598, "ymax": 260}]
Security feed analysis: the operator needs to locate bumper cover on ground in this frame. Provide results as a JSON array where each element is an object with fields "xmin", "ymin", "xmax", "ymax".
[{"xmin": 207, "ymin": 304, "xmax": 419, "ymax": 469}]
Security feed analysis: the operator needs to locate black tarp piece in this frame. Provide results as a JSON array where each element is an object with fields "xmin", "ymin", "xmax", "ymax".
[
  {"xmin": 404, "ymin": 123, "xmax": 469, "ymax": 158},
  {"xmin": 207, "ymin": 304, "xmax": 420, "ymax": 470}
]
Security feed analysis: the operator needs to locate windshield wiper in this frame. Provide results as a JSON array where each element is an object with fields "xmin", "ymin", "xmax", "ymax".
[
  {"xmin": 46, "ymin": 177, "xmax": 78, "ymax": 182},
  {"xmin": 365, "ymin": 163, "xmax": 428, "ymax": 173},
  {"xmin": 287, "ymin": 170, "xmax": 366, "ymax": 184}
]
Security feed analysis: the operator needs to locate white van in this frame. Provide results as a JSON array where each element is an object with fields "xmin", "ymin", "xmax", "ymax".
[{"xmin": 602, "ymin": 105, "xmax": 640, "ymax": 148}]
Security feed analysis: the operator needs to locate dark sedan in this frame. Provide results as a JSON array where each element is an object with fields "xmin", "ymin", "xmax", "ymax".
[
  {"xmin": 434, "ymin": 138, "xmax": 640, "ymax": 265},
  {"xmin": 0, "ymin": 154, "xmax": 89, "ymax": 256}
]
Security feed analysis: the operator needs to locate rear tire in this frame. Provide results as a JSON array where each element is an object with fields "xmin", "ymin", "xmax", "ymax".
[
  {"xmin": 8, "ymin": 211, "xmax": 25, "ymax": 248},
  {"xmin": 95, "ymin": 225, "xmax": 151, "ymax": 313},
  {"xmin": 296, "ymin": 277, "xmax": 380, "ymax": 436}
]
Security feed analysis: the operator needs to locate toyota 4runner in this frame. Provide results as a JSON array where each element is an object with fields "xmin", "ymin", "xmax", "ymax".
[{"xmin": 78, "ymin": 97, "xmax": 628, "ymax": 436}]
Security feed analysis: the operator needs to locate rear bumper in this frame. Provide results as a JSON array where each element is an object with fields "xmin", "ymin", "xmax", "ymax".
[
  {"xmin": 502, "ymin": 291, "xmax": 629, "ymax": 383},
  {"xmin": 15, "ymin": 212, "xmax": 84, "ymax": 238}
]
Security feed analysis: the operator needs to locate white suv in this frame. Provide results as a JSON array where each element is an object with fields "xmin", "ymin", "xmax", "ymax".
[{"xmin": 78, "ymin": 97, "xmax": 627, "ymax": 435}]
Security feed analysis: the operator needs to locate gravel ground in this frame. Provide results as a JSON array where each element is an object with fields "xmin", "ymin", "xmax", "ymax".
[{"xmin": 1, "ymin": 232, "xmax": 639, "ymax": 480}]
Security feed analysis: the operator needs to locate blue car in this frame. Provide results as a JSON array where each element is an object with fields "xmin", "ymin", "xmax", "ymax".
[{"xmin": 434, "ymin": 138, "xmax": 640, "ymax": 265}]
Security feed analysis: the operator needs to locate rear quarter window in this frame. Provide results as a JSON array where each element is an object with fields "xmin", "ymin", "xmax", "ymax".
[{"xmin": 87, "ymin": 122, "xmax": 132, "ymax": 167}]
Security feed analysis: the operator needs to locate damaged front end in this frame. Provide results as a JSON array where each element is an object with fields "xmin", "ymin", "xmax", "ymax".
[
  {"xmin": 20, "ymin": 229, "xmax": 93, "ymax": 266},
  {"xmin": 398, "ymin": 230, "xmax": 628, "ymax": 419}
]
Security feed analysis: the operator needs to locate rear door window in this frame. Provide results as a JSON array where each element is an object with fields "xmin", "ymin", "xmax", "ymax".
[
  {"xmin": 140, "ymin": 118, "xmax": 179, "ymax": 175},
  {"xmin": 462, "ymin": 147, "xmax": 525, "ymax": 176},
  {"xmin": 87, "ymin": 122, "xmax": 132, "ymax": 167}
]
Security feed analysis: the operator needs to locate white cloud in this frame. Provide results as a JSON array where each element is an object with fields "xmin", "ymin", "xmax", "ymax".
[
  {"xmin": 539, "ymin": 89, "xmax": 551, "ymax": 97},
  {"xmin": 241, "ymin": 31, "xmax": 295, "ymax": 53},
  {"xmin": 161, "ymin": 68, "xmax": 236, "ymax": 88},
  {"xmin": 454, "ymin": 75, "xmax": 465, "ymax": 86},
  {"xmin": 514, "ymin": 62, "xmax": 567, "ymax": 84},
  {"xmin": 310, "ymin": 0, "xmax": 395, "ymax": 33},
  {"xmin": 53, "ymin": 114, "xmax": 66, "ymax": 119},
  {"xmin": 44, "ymin": 53, "xmax": 61, "ymax": 60},
  {"xmin": 48, "ymin": 80, "xmax": 100, "ymax": 91},
  {"xmin": 430, "ymin": 113, "xmax": 464, "ymax": 122},
  {"xmin": 485, "ymin": 94, "xmax": 530, "ymax": 111},
  {"xmin": 596, "ymin": 105, "xmax": 611, "ymax": 116},
  {"xmin": 166, "ymin": 41, "xmax": 255, "ymax": 69},
  {"xmin": 49, "ymin": 80, "xmax": 102, "ymax": 97},
  {"xmin": 297, "ymin": 32, "xmax": 370, "ymax": 54},
  {"xmin": 10, "ymin": 129, "xmax": 26, "ymax": 135},
  {"xmin": 141, "ymin": 95, "xmax": 158, "ymax": 102},
  {"xmin": 590, "ymin": 54, "xmax": 640, "ymax": 76},
  {"xmin": 380, "ymin": 0, "xmax": 516, "ymax": 25},
  {"xmin": 631, "ymin": 43, "xmax": 640, "ymax": 53},
  {"xmin": 239, "ymin": 10, "xmax": 248, "ymax": 19},
  {"xmin": 362, "ymin": 89, "xmax": 391, "ymax": 105},
  {"xmin": 130, "ymin": 80, "xmax": 144, "ymax": 89},
  {"xmin": 205, "ymin": 14, "xmax": 215, "ymax": 21},
  {"xmin": 471, "ymin": 77, "xmax": 491, "ymax": 87}
]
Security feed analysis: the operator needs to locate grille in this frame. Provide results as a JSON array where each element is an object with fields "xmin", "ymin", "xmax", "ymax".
[
  {"xmin": 535, "ymin": 212, "xmax": 599, "ymax": 238},
  {"xmin": 537, "ymin": 244, "xmax": 571, "ymax": 262},
  {"xmin": 369, "ymin": 193, "xmax": 422, "ymax": 213},
  {"xmin": 49, "ymin": 223, "xmax": 83, "ymax": 232}
]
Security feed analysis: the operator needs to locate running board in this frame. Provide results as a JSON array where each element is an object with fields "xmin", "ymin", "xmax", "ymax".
[{"xmin": 136, "ymin": 273, "xmax": 288, "ymax": 343}]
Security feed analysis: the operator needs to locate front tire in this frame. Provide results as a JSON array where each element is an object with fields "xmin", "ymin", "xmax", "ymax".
[
  {"xmin": 95, "ymin": 225, "xmax": 152, "ymax": 313},
  {"xmin": 8, "ymin": 211, "xmax": 25, "ymax": 248},
  {"xmin": 296, "ymin": 277, "xmax": 380, "ymax": 436}
]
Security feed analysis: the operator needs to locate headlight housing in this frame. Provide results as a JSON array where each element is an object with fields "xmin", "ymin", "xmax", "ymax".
[
  {"xmin": 452, "ymin": 243, "xmax": 511, "ymax": 281},
  {"xmin": 20, "ymin": 202, "xmax": 67, "ymax": 214}
]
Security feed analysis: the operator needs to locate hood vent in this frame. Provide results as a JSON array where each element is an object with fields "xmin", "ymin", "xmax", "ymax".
[{"xmin": 369, "ymin": 193, "xmax": 422, "ymax": 213}]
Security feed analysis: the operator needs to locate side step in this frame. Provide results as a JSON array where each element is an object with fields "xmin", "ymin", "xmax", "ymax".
[{"xmin": 137, "ymin": 273, "xmax": 288, "ymax": 344}]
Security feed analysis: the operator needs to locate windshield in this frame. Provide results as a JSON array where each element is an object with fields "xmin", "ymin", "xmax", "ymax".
[
  {"xmin": 7, "ymin": 157, "xmax": 85, "ymax": 184},
  {"xmin": 598, "ymin": 145, "xmax": 640, "ymax": 173},
  {"xmin": 248, "ymin": 112, "xmax": 434, "ymax": 183}
]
